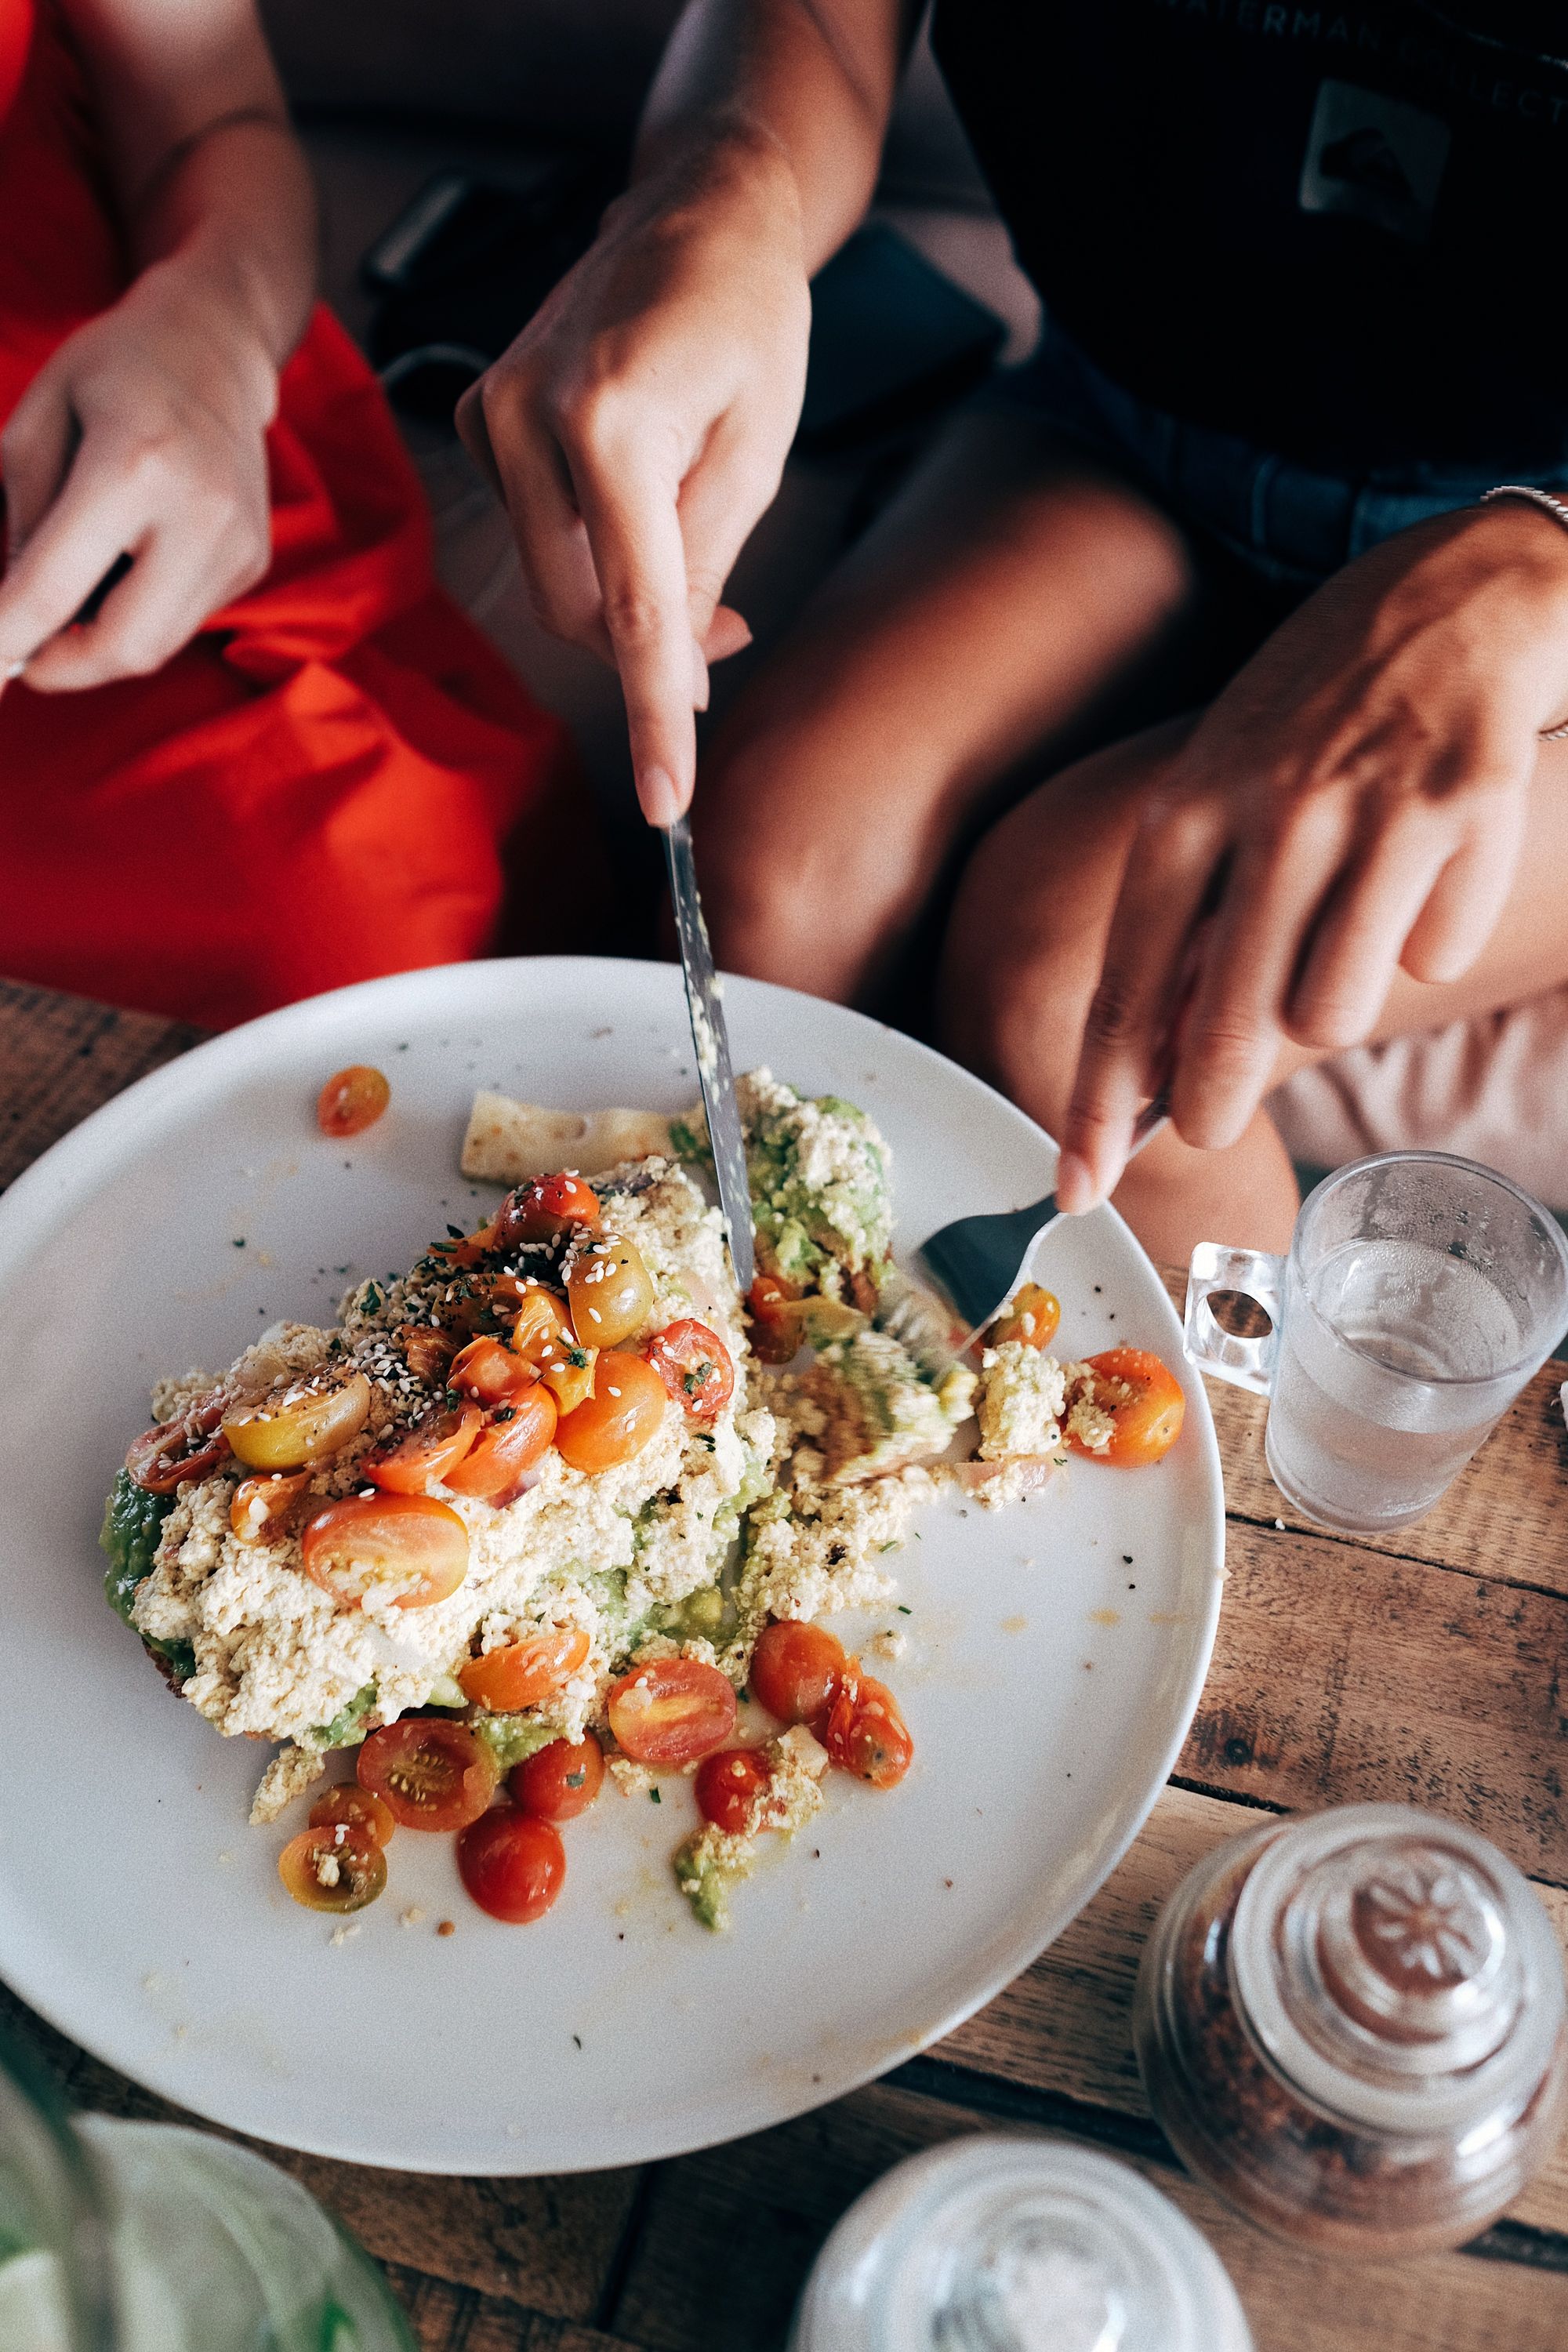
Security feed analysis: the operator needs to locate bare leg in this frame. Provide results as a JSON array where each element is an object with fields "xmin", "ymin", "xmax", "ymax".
[
  {"xmin": 695, "ymin": 405, "xmax": 1210, "ymax": 1009},
  {"xmin": 942, "ymin": 723, "xmax": 1568, "ymax": 1264}
]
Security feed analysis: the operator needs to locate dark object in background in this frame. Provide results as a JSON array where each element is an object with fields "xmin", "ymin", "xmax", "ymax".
[{"xmin": 365, "ymin": 183, "xmax": 1005, "ymax": 448}]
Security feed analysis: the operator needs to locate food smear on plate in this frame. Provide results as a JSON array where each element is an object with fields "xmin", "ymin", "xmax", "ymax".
[{"xmin": 101, "ymin": 1071, "xmax": 1183, "ymax": 1932}]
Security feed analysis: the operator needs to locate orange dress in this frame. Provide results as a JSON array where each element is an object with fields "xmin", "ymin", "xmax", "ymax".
[{"xmin": 0, "ymin": 0, "xmax": 572, "ymax": 1029}]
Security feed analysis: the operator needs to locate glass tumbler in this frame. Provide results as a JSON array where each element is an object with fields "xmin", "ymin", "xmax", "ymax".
[{"xmin": 1184, "ymin": 1149, "xmax": 1568, "ymax": 1533}]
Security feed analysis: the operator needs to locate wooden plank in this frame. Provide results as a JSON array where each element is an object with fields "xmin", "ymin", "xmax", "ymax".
[
  {"xmin": 931, "ymin": 1784, "xmax": 1568, "ymax": 2241},
  {"xmin": 0, "ymin": 978, "xmax": 201, "ymax": 1192},
  {"xmin": 383, "ymin": 2266, "xmax": 643, "ymax": 2352},
  {"xmin": 1160, "ymin": 1265, "xmax": 1568, "ymax": 1600},
  {"xmin": 609, "ymin": 2078, "xmax": 1568, "ymax": 2352}
]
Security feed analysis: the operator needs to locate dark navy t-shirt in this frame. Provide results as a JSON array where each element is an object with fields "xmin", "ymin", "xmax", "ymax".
[{"xmin": 930, "ymin": 1, "xmax": 1568, "ymax": 471}]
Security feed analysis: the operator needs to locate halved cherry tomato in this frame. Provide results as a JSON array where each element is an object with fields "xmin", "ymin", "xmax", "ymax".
[
  {"xmin": 567, "ymin": 1236, "xmax": 655, "ymax": 1348},
  {"xmin": 365, "ymin": 1399, "xmax": 483, "ymax": 1494},
  {"xmin": 988, "ymin": 1282, "xmax": 1062, "ymax": 1352},
  {"xmin": 748, "ymin": 1620, "xmax": 847, "ymax": 1729},
  {"xmin": 606, "ymin": 1657, "xmax": 737, "ymax": 1766},
  {"xmin": 645, "ymin": 1320, "xmax": 735, "ymax": 1421},
  {"xmin": 317, "ymin": 1065, "xmax": 390, "ymax": 1139},
  {"xmin": 824, "ymin": 1671, "xmax": 913, "ymax": 1788},
  {"xmin": 278, "ymin": 1826, "xmax": 387, "ymax": 1912},
  {"xmin": 458, "ymin": 1628, "xmax": 590, "ymax": 1712},
  {"xmin": 746, "ymin": 1273, "xmax": 801, "ymax": 1364},
  {"xmin": 695, "ymin": 1747, "xmax": 771, "ymax": 1835},
  {"xmin": 224, "ymin": 1372, "xmax": 371, "ymax": 1472},
  {"xmin": 494, "ymin": 1173, "xmax": 601, "ymax": 1249},
  {"xmin": 300, "ymin": 1493, "xmax": 469, "ymax": 1609},
  {"xmin": 230, "ymin": 1468, "xmax": 312, "ymax": 1543},
  {"xmin": 511, "ymin": 1733, "xmax": 605, "ymax": 1822},
  {"xmin": 358, "ymin": 1719, "xmax": 498, "ymax": 1831},
  {"xmin": 441, "ymin": 1385, "xmax": 557, "ymax": 1501},
  {"xmin": 1069, "ymin": 1348, "xmax": 1186, "ymax": 1467},
  {"xmin": 309, "ymin": 1784, "xmax": 396, "ymax": 1846},
  {"xmin": 449, "ymin": 1335, "xmax": 531, "ymax": 1406},
  {"xmin": 554, "ymin": 1352, "xmax": 666, "ymax": 1473},
  {"xmin": 456, "ymin": 1807, "xmax": 566, "ymax": 1923},
  {"xmin": 125, "ymin": 1393, "xmax": 230, "ymax": 1494},
  {"xmin": 510, "ymin": 1287, "xmax": 597, "ymax": 1413}
]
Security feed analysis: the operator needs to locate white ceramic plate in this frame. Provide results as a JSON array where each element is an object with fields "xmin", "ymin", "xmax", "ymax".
[{"xmin": 0, "ymin": 958, "xmax": 1223, "ymax": 2175}]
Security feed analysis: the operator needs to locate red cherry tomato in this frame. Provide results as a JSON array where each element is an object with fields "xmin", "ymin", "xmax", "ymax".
[
  {"xmin": 317, "ymin": 1065, "xmax": 390, "ymax": 1138},
  {"xmin": 694, "ymin": 1747, "xmax": 771, "ymax": 1835},
  {"xmin": 449, "ymin": 1335, "xmax": 532, "ymax": 1406},
  {"xmin": 300, "ymin": 1493, "xmax": 469, "ymax": 1609},
  {"xmin": 746, "ymin": 1274, "xmax": 801, "ymax": 1364},
  {"xmin": 748, "ymin": 1620, "xmax": 848, "ymax": 1728},
  {"xmin": 357, "ymin": 1719, "xmax": 498, "ymax": 1831},
  {"xmin": 824, "ymin": 1671, "xmax": 913, "ymax": 1789},
  {"xmin": 125, "ymin": 1392, "xmax": 230, "ymax": 1494},
  {"xmin": 456, "ymin": 1807, "xmax": 566, "ymax": 1923},
  {"xmin": 1069, "ymin": 1348, "xmax": 1186, "ymax": 1467},
  {"xmin": 606, "ymin": 1657, "xmax": 738, "ymax": 1766},
  {"xmin": 457, "ymin": 1628, "xmax": 590, "ymax": 1711},
  {"xmin": 510, "ymin": 1733, "xmax": 605, "ymax": 1822},
  {"xmin": 308, "ymin": 1784, "xmax": 396, "ymax": 1846},
  {"xmin": 365, "ymin": 1400, "xmax": 483, "ymax": 1494},
  {"xmin": 229, "ymin": 1468, "xmax": 312, "ymax": 1544},
  {"xmin": 644, "ymin": 1320, "xmax": 736, "ymax": 1421},
  {"xmin": 441, "ymin": 1385, "xmax": 557, "ymax": 1501},
  {"xmin": 554, "ymin": 1353, "xmax": 667, "ymax": 1473},
  {"xmin": 278, "ymin": 1827, "xmax": 387, "ymax": 1912},
  {"xmin": 494, "ymin": 1173, "xmax": 601, "ymax": 1248}
]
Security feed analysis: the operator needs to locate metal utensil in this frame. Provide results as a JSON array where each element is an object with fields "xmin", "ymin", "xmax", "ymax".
[
  {"xmin": 662, "ymin": 813, "xmax": 755, "ymax": 1294},
  {"xmin": 880, "ymin": 1095, "xmax": 1170, "ymax": 1374}
]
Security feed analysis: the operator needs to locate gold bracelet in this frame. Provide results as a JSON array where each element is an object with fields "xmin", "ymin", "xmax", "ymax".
[{"xmin": 1480, "ymin": 485, "xmax": 1568, "ymax": 739}]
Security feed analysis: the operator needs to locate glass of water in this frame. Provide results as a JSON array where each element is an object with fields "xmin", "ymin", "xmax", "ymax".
[{"xmin": 1184, "ymin": 1150, "xmax": 1568, "ymax": 1534}]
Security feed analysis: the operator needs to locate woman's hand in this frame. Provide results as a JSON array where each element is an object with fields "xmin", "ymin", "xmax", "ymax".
[
  {"xmin": 457, "ymin": 130, "xmax": 812, "ymax": 826},
  {"xmin": 1055, "ymin": 502, "xmax": 1568, "ymax": 1210},
  {"xmin": 0, "ymin": 252, "xmax": 278, "ymax": 692}
]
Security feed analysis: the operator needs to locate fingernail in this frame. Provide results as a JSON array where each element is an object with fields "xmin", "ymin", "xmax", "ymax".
[
  {"xmin": 641, "ymin": 765, "xmax": 682, "ymax": 829},
  {"xmin": 1, "ymin": 657, "xmax": 24, "ymax": 684},
  {"xmin": 1055, "ymin": 1149, "xmax": 1096, "ymax": 1214}
]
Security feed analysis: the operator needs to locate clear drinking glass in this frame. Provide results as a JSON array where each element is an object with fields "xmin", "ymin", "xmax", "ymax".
[
  {"xmin": 1185, "ymin": 1150, "xmax": 1568, "ymax": 1534},
  {"xmin": 0, "ymin": 2024, "xmax": 414, "ymax": 2352}
]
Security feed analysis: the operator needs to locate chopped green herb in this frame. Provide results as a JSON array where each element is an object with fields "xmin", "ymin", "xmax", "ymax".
[
  {"xmin": 897, "ymin": 1604, "xmax": 913, "ymax": 1614},
  {"xmin": 649, "ymin": 1787, "xmax": 662, "ymax": 1805}
]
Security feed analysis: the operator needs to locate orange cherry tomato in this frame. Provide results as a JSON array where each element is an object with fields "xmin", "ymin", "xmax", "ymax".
[
  {"xmin": 278, "ymin": 1826, "xmax": 387, "ymax": 1912},
  {"xmin": 357, "ymin": 1719, "xmax": 498, "ymax": 1831},
  {"xmin": 441, "ymin": 1385, "xmax": 557, "ymax": 1501},
  {"xmin": 824, "ymin": 1671, "xmax": 913, "ymax": 1788},
  {"xmin": 748, "ymin": 1620, "xmax": 848, "ymax": 1728},
  {"xmin": 510, "ymin": 1287, "xmax": 597, "ymax": 1413},
  {"xmin": 457, "ymin": 1628, "xmax": 590, "ymax": 1712},
  {"xmin": 456, "ymin": 1807, "xmax": 566, "ymax": 1923},
  {"xmin": 554, "ymin": 1352, "xmax": 666, "ymax": 1473},
  {"xmin": 309, "ymin": 1784, "xmax": 396, "ymax": 1846},
  {"xmin": 365, "ymin": 1399, "xmax": 483, "ymax": 1494},
  {"xmin": 494, "ymin": 1173, "xmax": 601, "ymax": 1249},
  {"xmin": 300, "ymin": 1493, "xmax": 469, "ymax": 1609},
  {"xmin": 746, "ymin": 1274, "xmax": 801, "ymax": 1364},
  {"xmin": 511, "ymin": 1733, "xmax": 605, "ymax": 1822},
  {"xmin": 229, "ymin": 1468, "xmax": 312, "ymax": 1544},
  {"xmin": 694, "ymin": 1747, "xmax": 771, "ymax": 1835},
  {"xmin": 125, "ymin": 1392, "xmax": 230, "ymax": 1494},
  {"xmin": 317, "ymin": 1065, "xmax": 390, "ymax": 1138},
  {"xmin": 1069, "ymin": 1347, "xmax": 1187, "ymax": 1467},
  {"xmin": 606, "ymin": 1657, "xmax": 737, "ymax": 1766},
  {"xmin": 450, "ymin": 1335, "xmax": 532, "ymax": 1406},
  {"xmin": 988, "ymin": 1282, "xmax": 1062, "ymax": 1352},
  {"xmin": 644, "ymin": 1320, "xmax": 735, "ymax": 1421},
  {"xmin": 566, "ymin": 1237, "xmax": 655, "ymax": 1348}
]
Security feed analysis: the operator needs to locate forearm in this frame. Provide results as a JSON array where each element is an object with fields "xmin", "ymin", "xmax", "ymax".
[{"xmin": 636, "ymin": 0, "xmax": 913, "ymax": 270}]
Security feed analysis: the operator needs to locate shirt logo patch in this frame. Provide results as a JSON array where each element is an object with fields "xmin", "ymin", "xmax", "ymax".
[{"xmin": 1299, "ymin": 80, "xmax": 1450, "ymax": 244}]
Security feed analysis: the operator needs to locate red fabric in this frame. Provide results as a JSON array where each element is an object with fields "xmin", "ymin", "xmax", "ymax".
[{"xmin": 0, "ymin": 0, "xmax": 573, "ymax": 1029}]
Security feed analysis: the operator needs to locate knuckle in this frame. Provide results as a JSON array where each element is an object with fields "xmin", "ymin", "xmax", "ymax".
[
  {"xmin": 1083, "ymin": 978, "xmax": 1142, "ymax": 1051},
  {"xmin": 601, "ymin": 579, "xmax": 665, "ymax": 648}
]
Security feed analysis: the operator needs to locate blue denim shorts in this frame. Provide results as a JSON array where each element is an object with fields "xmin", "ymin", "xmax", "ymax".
[{"xmin": 991, "ymin": 326, "xmax": 1558, "ymax": 590}]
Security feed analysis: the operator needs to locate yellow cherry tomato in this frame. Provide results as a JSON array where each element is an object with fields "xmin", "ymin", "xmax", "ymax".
[
  {"xmin": 223, "ymin": 1372, "xmax": 371, "ymax": 1471},
  {"xmin": 567, "ymin": 1236, "xmax": 655, "ymax": 1348}
]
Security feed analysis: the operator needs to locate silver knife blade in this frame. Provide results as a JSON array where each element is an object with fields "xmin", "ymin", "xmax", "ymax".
[{"xmin": 662, "ymin": 814, "xmax": 755, "ymax": 1294}]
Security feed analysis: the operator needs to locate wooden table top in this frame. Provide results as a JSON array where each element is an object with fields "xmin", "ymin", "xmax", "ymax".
[{"xmin": 2, "ymin": 972, "xmax": 1566, "ymax": 2352}]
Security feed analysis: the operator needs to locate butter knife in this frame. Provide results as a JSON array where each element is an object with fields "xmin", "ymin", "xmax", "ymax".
[{"xmin": 663, "ymin": 813, "xmax": 755, "ymax": 1293}]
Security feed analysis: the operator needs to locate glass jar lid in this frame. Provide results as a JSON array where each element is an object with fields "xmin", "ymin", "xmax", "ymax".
[{"xmin": 1229, "ymin": 1804, "xmax": 1565, "ymax": 2135}]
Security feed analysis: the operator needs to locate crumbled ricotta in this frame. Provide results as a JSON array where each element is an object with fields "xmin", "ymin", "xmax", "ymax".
[
  {"xmin": 975, "ymin": 1342, "xmax": 1068, "ymax": 1461},
  {"xmin": 249, "ymin": 1743, "xmax": 328, "ymax": 1823}
]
